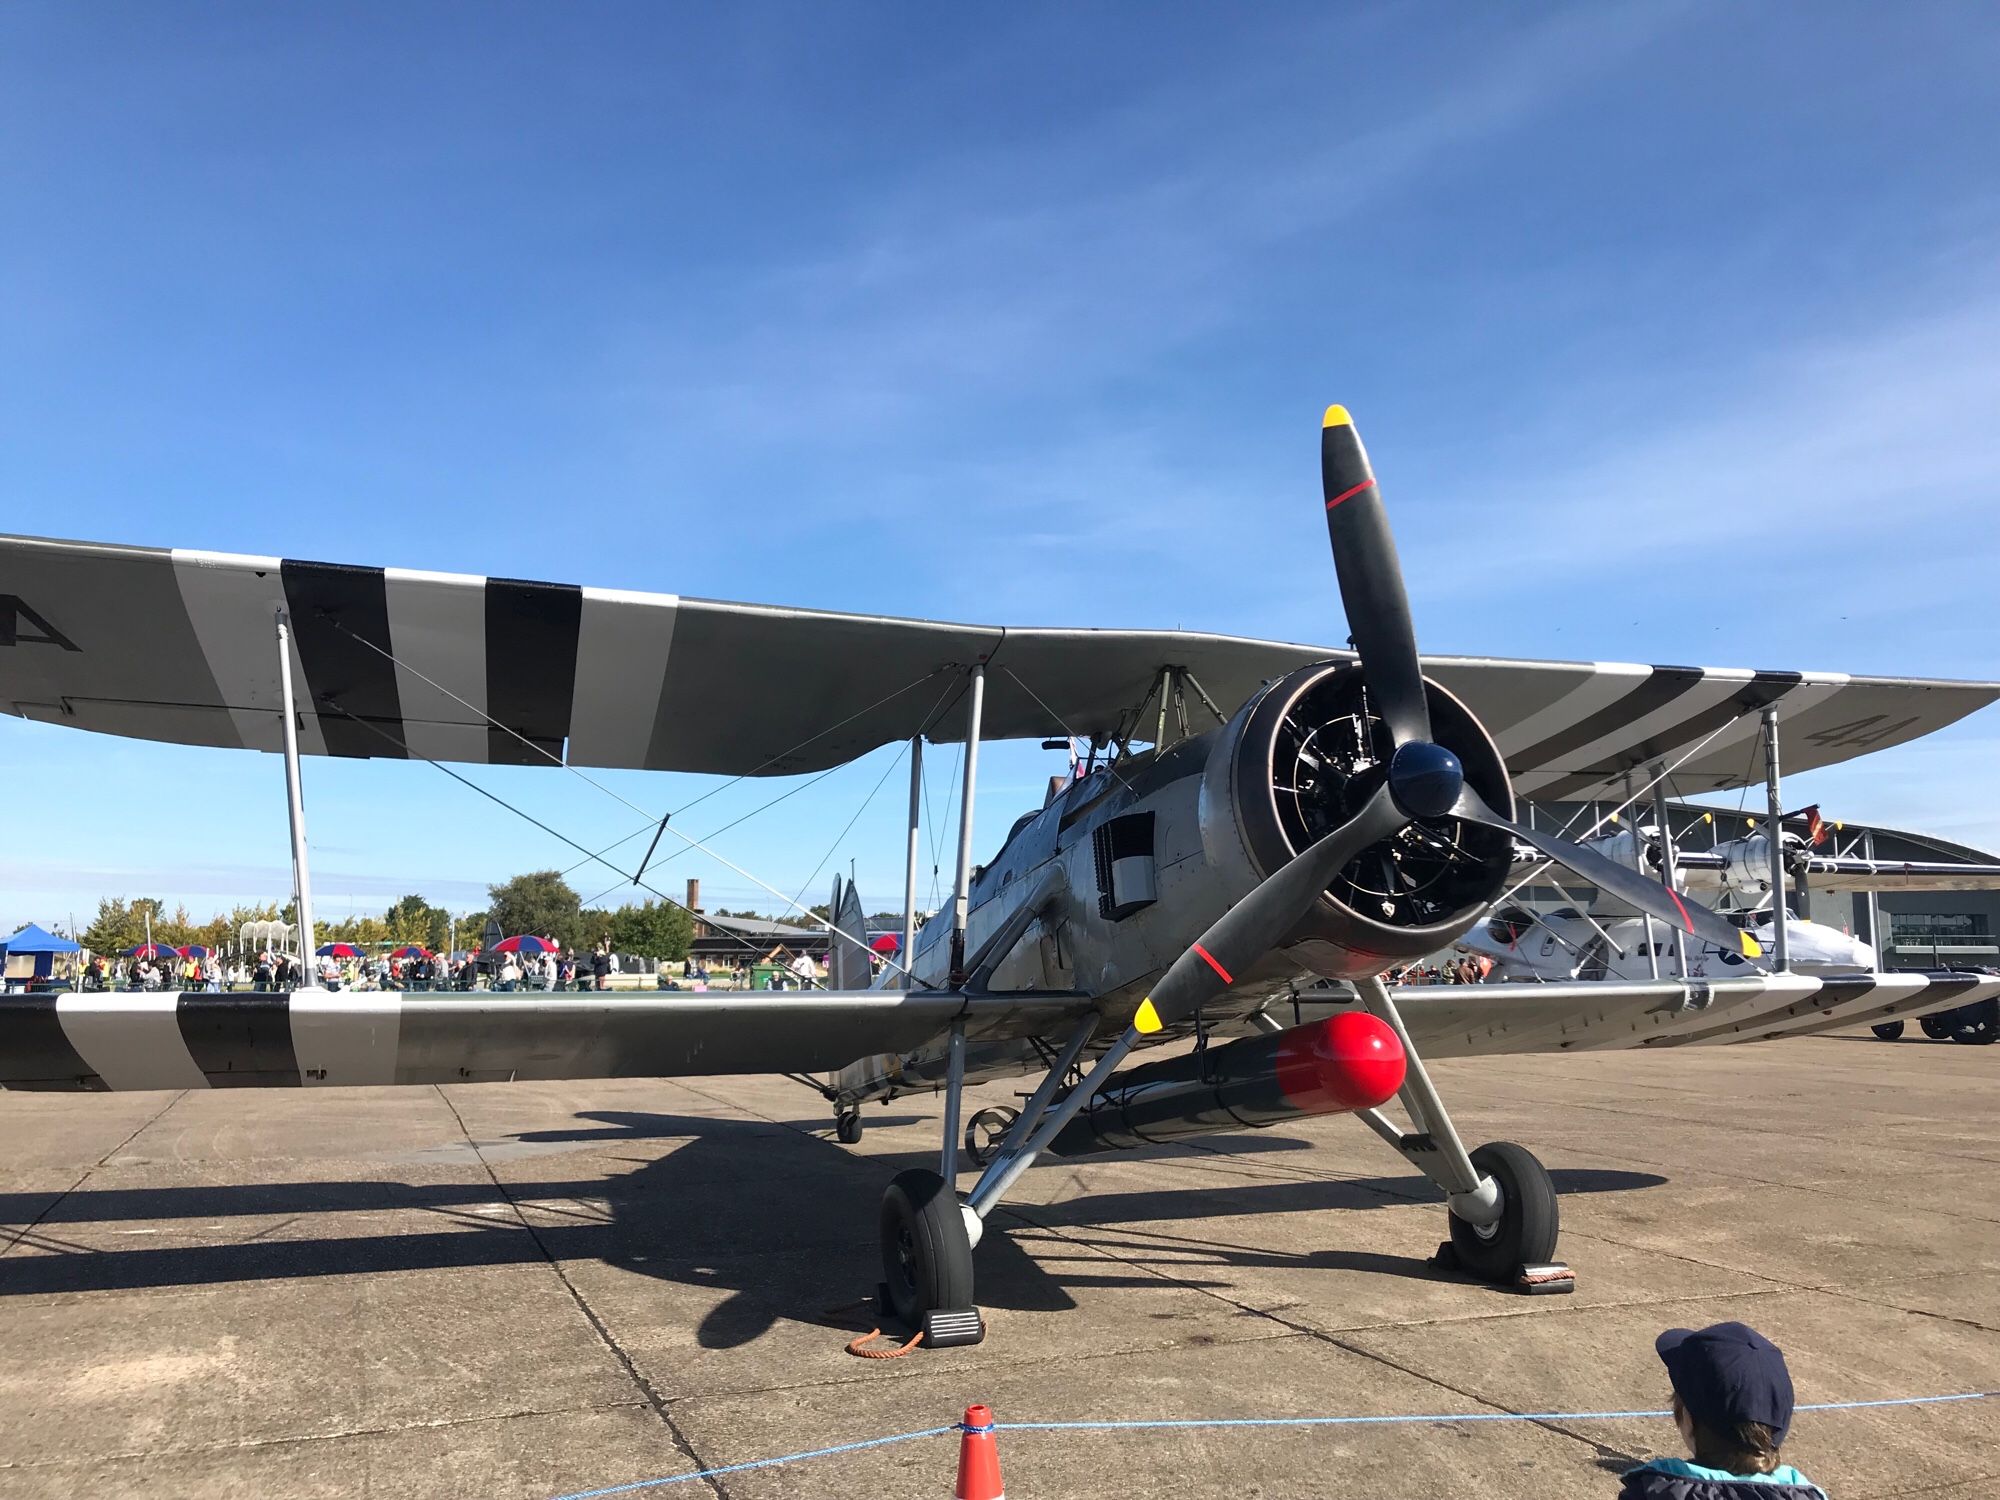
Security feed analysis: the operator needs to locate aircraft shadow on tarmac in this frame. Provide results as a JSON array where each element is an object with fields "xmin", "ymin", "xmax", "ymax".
[{"xmin": 0, "ymin": 1110, "xmax": 1665, "ymax": 1347}]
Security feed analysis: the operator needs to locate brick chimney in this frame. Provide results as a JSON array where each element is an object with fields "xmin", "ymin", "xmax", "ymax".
[{"xmin": 686, "ymin": 878, "xmax": 705, "ymax": 938}]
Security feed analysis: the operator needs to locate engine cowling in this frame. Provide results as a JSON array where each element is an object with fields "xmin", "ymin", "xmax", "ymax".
[{"xmin": 1203, "ymin": 660, "xmax": 1516, "ymax": 977}]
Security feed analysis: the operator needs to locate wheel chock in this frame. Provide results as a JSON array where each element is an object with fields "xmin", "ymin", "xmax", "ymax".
[
  {"xmin": 1515, "ymin": 1261, "xmax": 1575, "ymax": 1295},
  {"xmin": 1429, "ymin": 1239, "xmax": 1460, "ymax": 1271},
  {"xmin": 922, "ymin": 1307, "xmax": 987, "ymax": 1348}
]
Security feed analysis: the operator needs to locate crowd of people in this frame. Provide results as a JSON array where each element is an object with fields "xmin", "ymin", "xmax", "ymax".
[
  {"xmin": 71, "ymin": 934, "xmax": 644, "ymax": 993},
  {"xmin": 1387, "ymin": 955, "xmax": 1493, "ymax": 986}
]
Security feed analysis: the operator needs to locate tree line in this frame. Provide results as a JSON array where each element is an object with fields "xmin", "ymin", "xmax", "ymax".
[{"xmin": 75, "ymin": 871, "xmax": 696, "ymax": 962}]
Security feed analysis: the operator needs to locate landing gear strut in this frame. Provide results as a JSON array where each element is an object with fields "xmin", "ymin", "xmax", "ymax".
[
  {"xmin": 1352, "ymin": 977, "xmax": 1569, "ymax": 1292},
  {"xmin": 874, "ymin": 1020, "xmax": 987, "ymax": 1346}
]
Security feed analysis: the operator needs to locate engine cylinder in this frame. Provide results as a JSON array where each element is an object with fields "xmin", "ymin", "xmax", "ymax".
[
  {"xmin": 1202, "ymin": 660, "xmax": 1517, "ymax": 976},
  {"xmin": 1048, "ymin": 1011, "xmax": 1406, "ymax": 1156}
]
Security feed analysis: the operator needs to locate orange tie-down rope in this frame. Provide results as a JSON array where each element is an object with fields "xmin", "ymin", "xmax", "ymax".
[
  {"xmin": 824, "ymin": 1297, "xmax": 927, "ymax": 1359},
  {"xmin": 846, "ymin": 1327, "xmax": 926, "ymax": 1358}
]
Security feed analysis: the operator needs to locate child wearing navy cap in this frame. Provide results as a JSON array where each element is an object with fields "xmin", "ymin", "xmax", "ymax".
[{"xmin": 1620, "ymin": 1322, "xmax": 1828, "ymax": 1499}]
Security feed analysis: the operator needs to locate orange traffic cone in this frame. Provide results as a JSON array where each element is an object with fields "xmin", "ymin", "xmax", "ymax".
[{"xmin": 955, "ymin": 1404, "xmax": 1004, "ymax": 1500}]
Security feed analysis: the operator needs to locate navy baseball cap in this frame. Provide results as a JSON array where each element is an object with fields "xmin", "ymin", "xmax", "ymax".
[{"xmin": 1656, "ymin": 1322, "xmax": 1795, "ymax": 1443}]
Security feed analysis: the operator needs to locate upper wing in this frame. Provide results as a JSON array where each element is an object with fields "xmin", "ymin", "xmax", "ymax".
[
  {"xmin": 3, "ymin": 534, "xmax": 1994, "ymax": 786},
  {"xmin": 0, "ymin": 987, "xmax": 1092, "ymax": 1092}
]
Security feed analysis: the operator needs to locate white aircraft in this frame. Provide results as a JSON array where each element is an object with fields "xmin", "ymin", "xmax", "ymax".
[
  {"xmin": 1460, "ymin": 810, "xmax": 2000, "ymax": 982},
  {"xmin": 1457, "ymin": 902, "xmax": 1871, "ymax": 983}
]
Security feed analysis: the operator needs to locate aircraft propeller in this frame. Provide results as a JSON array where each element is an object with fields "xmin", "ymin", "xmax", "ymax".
[{"xmin": 1131, "ymin": 406, "xmax": 1759, "ymax": 1038}]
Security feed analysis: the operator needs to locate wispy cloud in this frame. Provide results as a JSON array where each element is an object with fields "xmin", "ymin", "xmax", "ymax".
[
  {"xmin": 1405, "ymin": 264, "xmax": 2000, "ymax": 675},
  {"xmin": 603, "ymin": 5, "xmax": 1688, "ymax": 450}
]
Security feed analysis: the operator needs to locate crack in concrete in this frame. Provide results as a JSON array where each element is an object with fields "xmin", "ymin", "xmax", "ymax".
[
  {"xmin": 435, "ymin": 1085, "xmax": 730, "ymax": 1500},
  {"xmin": 0, "ymin": 1091, "xmax": 188, "ymax": 1261}
]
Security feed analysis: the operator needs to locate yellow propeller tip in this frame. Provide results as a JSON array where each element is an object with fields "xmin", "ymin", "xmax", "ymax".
[
  {"xmin": 1742, "ymin": 934, "xmax": 1763, "ymax": 958},
  {"xmin": 1134, "ymin": 998, "xmax": 1163, "ymax": 1034},
  {"xmin": 1321, "ymin": 404, "xmax": 1352, "ymax": 429}
]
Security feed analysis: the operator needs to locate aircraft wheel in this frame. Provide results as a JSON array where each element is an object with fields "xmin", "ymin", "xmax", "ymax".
[
  {"xmin": 1448, "ymin": 1142, "xmax": 1559, "ymax": 1283},
  {"xmin": 835, "ymin": 1109, "xmax": 863, "ymax": 1145},
  {"xmin": 1871, "ymin": 1020, "xmax": 1906, "ymax": 1041},
  {"xmin": 1948, "ymin": 998, "xmax": 1999, "ymax": 1045},
  {"xmin": 1921, "ymin": 1013, "xmax": 1957, "ymax": 1042},
  {"xmin": 880, "ymin": 1168, "xmax": 974, "ymax": 1327},
  {"xmin": 964, "ymin": 1106, "xmax": 1018, "ymax": 1167}
]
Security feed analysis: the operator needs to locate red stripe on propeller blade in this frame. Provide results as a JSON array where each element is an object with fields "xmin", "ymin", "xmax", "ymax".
[
  {"xmin": 1666, "ymin": 888, "xmax": 1695, "ymax": 934},
  {"xmin": 1192, "ymin": 942, "xmax": 1234, "ymax": 984},
  {"xmin": 1324, "ymin": 478, "xmax": 1376, "ymax": 510}
]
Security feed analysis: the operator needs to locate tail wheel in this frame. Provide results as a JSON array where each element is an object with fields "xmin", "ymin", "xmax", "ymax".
[
  {"xmin": 1871, "ymin": 1020, "xmax": 1906, "ymax": 1041},
  {"xmin": 835, "ymin": 1109, "xmax": 863, "ymax": 1145},
  {"xmin": 879, "ymin": 1168, "xmax": 974, "ymax": 1327},
  {"xmin": 1448, "ymin": 1141, "xmax": 1558, "ymax": 1283}
]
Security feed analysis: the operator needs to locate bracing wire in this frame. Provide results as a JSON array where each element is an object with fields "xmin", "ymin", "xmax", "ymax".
[
  {"xmin": 928, "ymin": 741, "xmax": 961, "ymax": 913},
  {"xmin": 320, "ymin": 699, "xmax": 920, "ymax": 982},
  {"xmin": 783, "ymin": 739, "xmax": 911, "ymax": 930},
  {"xmin": 1495, "ymin": 717, "xmax": 1741, "ymax": 911},
  {"xmin": 313, "ymin": 607, "xmax": 944, "ymax": 968}
]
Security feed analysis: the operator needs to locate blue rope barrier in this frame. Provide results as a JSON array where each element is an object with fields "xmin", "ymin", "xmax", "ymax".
[{"xmin": 546, "ymin": 1390, "xmax": 1995, "ymax": 1500}]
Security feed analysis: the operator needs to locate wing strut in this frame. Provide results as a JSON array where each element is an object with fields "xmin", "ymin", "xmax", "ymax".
[
  {"xmin": 1762, "ymin": 706, "xmax": 1791, "ymax": 971},
  {"xmin": 275, "ymin": 607, "xmax": 318, "ymax": 968},
  {"xmin": 947, "ymin": 664, "xmax": 985, "ymax": 984}
]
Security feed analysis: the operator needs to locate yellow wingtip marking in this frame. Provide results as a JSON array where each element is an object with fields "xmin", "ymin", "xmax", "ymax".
[
  {"xmin": 1742, "ymin": 933, "xmax": 1763, "ymax": 958},
  {"xmin": 1134, "ymin": 998, "xmax": 1163, "ymax": 1034},
  {"xmin": 1321, "ymin": 404, "xmax": 1352, "ymax": 429}
]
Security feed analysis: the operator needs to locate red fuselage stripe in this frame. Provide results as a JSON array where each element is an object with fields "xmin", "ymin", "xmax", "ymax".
[
  {"xmin": 1325, "ymin": 478, "xmax": 1376, "ymax": 510},
  {"xmin": 1192, "ymin": 942, "xmax": 1234, "ymax": 984}
]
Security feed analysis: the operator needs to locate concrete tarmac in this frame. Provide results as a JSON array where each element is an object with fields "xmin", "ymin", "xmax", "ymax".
[{"xmin": 1, "ymin": 1027, "xmax": 1995, "ymax": 1498}]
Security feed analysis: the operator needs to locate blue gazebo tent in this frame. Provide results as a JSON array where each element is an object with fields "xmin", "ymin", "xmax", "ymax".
[{"xmin": 1, "ymin": 923, "xmax": 81, "ymax": 983}]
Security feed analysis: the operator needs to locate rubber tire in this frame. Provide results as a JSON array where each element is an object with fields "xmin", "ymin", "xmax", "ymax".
[
  {"xmin": 880, "ymin": 1169, "xmax": 975, "ymax": 1327},
  {"xmin": 1948, "ymin": 998, "xmax": 1998, "ymax": 1045},
  {"xmin": 1871, "ymin": 1020, "xmax": 1906, "ymax": 1042},
  {"xmin": 1921, "ymin": 1013, "xmax": 1957, "ymax": 1041},
  {"xmin": 835, "ymin": 1111, "xmax": 863, "ymax": 1145},
  {"xmin": 1447, "ymin": 1141, "xmax": 1559, "ymax": 1283}
]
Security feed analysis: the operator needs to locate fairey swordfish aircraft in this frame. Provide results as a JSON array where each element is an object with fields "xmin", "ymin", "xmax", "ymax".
[{"xmin": 4, "ymin": 408, "xmax": 1998, "ymax": 1346}]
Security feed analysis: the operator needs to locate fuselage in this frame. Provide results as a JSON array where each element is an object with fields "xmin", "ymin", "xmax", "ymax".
[{"xmin": 836, "ymin": 659, "xmax": 1517, "ymax": 1105}]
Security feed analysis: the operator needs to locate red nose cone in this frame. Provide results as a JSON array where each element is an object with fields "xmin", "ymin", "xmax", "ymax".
[{"xmin": 1276, "ymin": 1010, "xmax": 1406, "ymax": 1113}]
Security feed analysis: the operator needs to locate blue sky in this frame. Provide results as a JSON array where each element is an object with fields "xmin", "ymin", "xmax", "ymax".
[{"xmin": 3, "ymin": 3, "xmax": 1998, "ymax": 930}]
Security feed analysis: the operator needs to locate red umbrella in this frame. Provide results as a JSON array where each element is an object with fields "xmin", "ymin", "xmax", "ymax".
[
  {"xmin": 315, "ymin": 942, "xmax": 365, "ymax": 959},
  {"xmin": 178, "ymin": 944, "xmax": 214, "ymax": 959},
  {"xmin": 493, "ymin": 935, "xmax": 559, "ymax": 954},
  {"xmin": 869, "ymin": 933, "xmax": 901, "ymax": 954},
  {"xmin": 388, "ymin": 945, "xmax": 432, "ymax": 959},
  {"xmin": 127, "ymin": 942, "xmax": 176, "ymax": 959}
]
